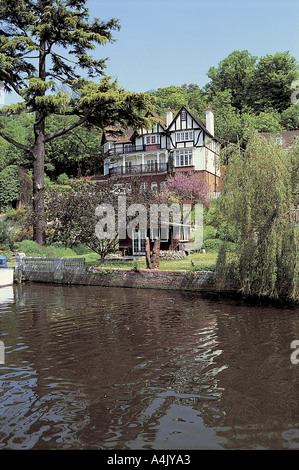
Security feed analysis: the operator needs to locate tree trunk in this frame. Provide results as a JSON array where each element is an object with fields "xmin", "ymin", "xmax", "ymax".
[
  {"xmin": 32, "ymin": 39, "xmax": 47, "ymax": 245},
  {"xmin": 32, "ymin": 123, "xmax": 46, "ymax": 245},
  {"xmin": 145, "ymin": 237, "xmax": 160, "ymax": 269}
]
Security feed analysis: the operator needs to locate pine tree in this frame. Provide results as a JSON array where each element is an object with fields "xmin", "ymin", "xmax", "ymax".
[{"xmin": 0, "ymin": 0, "xmax": 154, "ymax": 244}]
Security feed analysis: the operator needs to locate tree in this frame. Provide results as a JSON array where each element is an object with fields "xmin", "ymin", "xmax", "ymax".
[
  {"xmin": 206, "ymin": 50, "xmax": 258, "ymax": 111},
  {"xmin": 216, "ymin": 131, "xmax": 299, "ymax": 301},
  {"xmin": 205, "ymin": 50, "xmax": 299, "ymax": 115},
  {"xmin": 209, "ymin": 90, "xmax": 243, "ymax": 144},
  {"xmin": 0, "ymin": 0, "xmax": 154, "ymax": 244},
  {"xmin": 281, "ymin": 102, "xmax": 299, "ymax": 130},
  {"xmin": 151, "ymin": 86, "xmax": 188, "ymax": 115},
  {"xmin": 159, "ymin": 171, "xmax": 210, "ymax": 207},
  {"xmin": 46, "ymin": 176, "xmax": 161, "ymax": 259},
  {"xmin": 246, "ymin": 52, "xmax": 299, "ymax": 113}
]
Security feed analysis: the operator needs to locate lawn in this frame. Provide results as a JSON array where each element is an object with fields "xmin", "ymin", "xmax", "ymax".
[
  {"xmin": 86, "ymin": 251, "xmax": 217, "ymax": 271},
  {"xmin": 5, "ymin": 241, "xmax": 218, "ymax": 272}
]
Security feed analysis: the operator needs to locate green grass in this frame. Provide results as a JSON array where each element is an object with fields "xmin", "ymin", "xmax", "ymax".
[
  {"xmin": 87, "ymin": 252, "xmax": 217, "ymax": 271},
  {"xmin": 5, "ymin": 240, "xmax": 218, "ymax": 271}
]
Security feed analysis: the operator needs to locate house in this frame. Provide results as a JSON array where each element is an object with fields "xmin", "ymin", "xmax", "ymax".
[
  {"xmin": 259, "ymin": 129, "xmax": 299, "ymax": 149},
  {"xmin": 101, "ymin": 106, "xmax": 221, "ymax": 256},
  {"xmin": 102, "ymin": 105, "xmax": 221, "ymax": 197}
]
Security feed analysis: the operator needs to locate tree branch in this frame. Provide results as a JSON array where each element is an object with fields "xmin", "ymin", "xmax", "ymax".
[
  {"xmin": 44, "ymin": 111, "xmax": 93, "ymax": 142},
  {"xmin": 0, "ymin": 131, "xmax": 31, "ymax": 152}
]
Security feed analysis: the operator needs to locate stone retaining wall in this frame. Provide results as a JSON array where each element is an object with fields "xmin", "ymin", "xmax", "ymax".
[{"xmin": 15, "ymin": 254, "xmax": 238, "ymax": 293}]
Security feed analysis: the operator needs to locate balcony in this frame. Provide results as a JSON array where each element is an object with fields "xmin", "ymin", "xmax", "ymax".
[
  {"xmin": 107, "ymin": 143, "xmax": 163, "ymax": 157},
  {"xmin": 109, "ymin": 162, "xmax": 168, "ymax": 177}
]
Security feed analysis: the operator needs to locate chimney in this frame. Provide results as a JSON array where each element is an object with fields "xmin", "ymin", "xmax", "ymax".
[
  {"xmin": 166, "ymin": 106, "xmax": 173, "ymax": 127},
  {"xmin": 205, "ymin": 106, "xmax": 214, "ymax": 136}
]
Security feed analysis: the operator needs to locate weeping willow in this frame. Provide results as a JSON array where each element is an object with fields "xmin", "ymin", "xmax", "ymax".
[{"xmin": 216, "ymin": 131, "xmax": 299, "ymax": 301}]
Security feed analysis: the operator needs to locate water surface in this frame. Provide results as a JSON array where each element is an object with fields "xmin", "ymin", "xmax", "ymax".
[{"xmin": 0, "ymin": 283, "xmax": 298, "ymax": 450}]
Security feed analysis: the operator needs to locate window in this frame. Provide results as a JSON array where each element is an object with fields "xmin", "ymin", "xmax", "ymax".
[
  {"xmin": 146, "ymin": 135, "xmax": 158, "ymax": 145},
  {"xmin": 133, "ymin": 228, "xmax": 146, "ymax": 254},
  {"xmin": 175, "ymin": 149, "xmax": 193, "ymax": 166},
  {"xmin": 140, "ymin": 182, "xmax": 148, "ymax": 191},
  {"xmin": 274, "ymin": 137, "xmax": 283, "ymax": 145},
  {"xmin": 181, "ymin": 110, "xmax": 187, "ymax": 121},
  {"xmin": 150, "ymin": 227, "xmax": 169, "ymax": 242},
  {"xmin": 151, "ymin": 182, "xmax": 158, "ymax": 192},
  {"xmin": 180, "ymin": 226, "xmax": 190, "ymax": 242},
  {"xmin": 124, "ymin": 143, "xmax": 133, "ymax": 152},
  {"xmin": 176, "ymin": 131, "xmax": 193, "ymax": 142},
  {"xmin": 125, "ymin": 161, "xmax": 132, "ymax": 173},
  {"xmin": 146, "ymin": 159, "xmax": 157, "ymax": 172}
]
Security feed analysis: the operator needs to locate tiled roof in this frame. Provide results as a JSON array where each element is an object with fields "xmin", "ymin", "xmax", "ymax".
[
  {"xmin": 103, "ymin": 124, "xmax": 134, "ymax": 143},
  {"xmin": 102, "ymin": 105, "xmax": 216, "ymax": 144},
  {"xmin": 259, "ymin": 129, "xmax": 299, "ymax": 149}
]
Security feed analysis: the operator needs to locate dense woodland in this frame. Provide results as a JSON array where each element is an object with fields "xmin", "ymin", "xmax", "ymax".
[{"xmin": 0, "ymin": 50, "xmax": 298, "ymax": 182}]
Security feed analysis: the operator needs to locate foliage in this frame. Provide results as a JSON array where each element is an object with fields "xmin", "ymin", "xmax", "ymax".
[
  {"xmin": 216, "ymin": 131, "xmax": 299, "ymax": 301},
  {"xmin": 159, "ymin": 171, "xmax": 210, "ymax": 206},
  {"xmin": 205, "ymin": 50, "xmax": 298, "ymax": 114},
  {"xmin": 149, "ymin": 50, "xmax": 298, "ymax": 145},
  {"xmin": 246, "ymin": 52, "xmax": 299, "ymax": 113},
  {"xmin": 0, "ymin": 0, "xmax": 156, "ymax": 244},
  {"xmin": 206, "ymin": 50, "xmax": 258, "ymax": 111},
  {"xmin": 0, "ymin": 165, "xmax": 20, "ymax": 211},
  {"xmin": 281, "ymin": 103, "xmax": 299, "ymax": 130},
  {"xmin": 18, "ymin": 239, "xmax": 77, "ymax": 258},
  {"xmin": 203, "ymin": 238, "xmax": 223, "ymax": 253},
  {"xmin": 0, "ymin": 218, "xmax": 14, "ymax": 250}
]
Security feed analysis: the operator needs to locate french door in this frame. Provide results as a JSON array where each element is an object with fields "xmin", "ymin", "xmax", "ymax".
[{"xmin": 133, "ymin": 228, "xmax": 146, "ymax": 255}]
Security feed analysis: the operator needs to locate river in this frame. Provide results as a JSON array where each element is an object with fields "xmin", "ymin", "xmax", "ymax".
[{"xmin": 0, "ymin": 283, "xmax": 298, "ymax": 450}]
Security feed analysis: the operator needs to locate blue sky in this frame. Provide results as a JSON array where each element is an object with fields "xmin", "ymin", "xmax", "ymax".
[
  {"xmin": 2, "ymin": 0, "xmax": 299, "ymax": 104},
  {"xmin": 89, "ymin": 0, "xmax": 299, "ymax": 92}
]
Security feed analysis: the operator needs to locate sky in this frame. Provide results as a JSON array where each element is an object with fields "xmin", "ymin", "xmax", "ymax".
[
  {"xmin": 88, "ymin": 0, "xmax": 299, "ymax": 92},
  {"xmin": 1, "ymin": 0, "xmax": 299, "ymax": 104}
]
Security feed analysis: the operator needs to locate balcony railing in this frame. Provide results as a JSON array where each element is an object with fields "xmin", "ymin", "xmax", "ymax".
[
  {"xmin": 108, "ymin": 144, "xmax": 157, "ymax": 157},
  {"xmin": 109, "ymin": 163, "xmax": 168, "ymax": 177}
]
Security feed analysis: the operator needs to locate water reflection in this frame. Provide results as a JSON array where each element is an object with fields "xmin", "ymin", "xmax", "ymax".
[{"xmin": 0, "ymin": 283, "xmax": 298, "ymax": 450}]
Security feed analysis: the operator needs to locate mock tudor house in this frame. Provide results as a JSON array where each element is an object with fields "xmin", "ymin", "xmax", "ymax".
[
  {"xmin": 101, "ymin": 105, "xmax": 221, "ymax": 255},
  {"xmin": 102, "ymin": 105, "xmax": 221, "ymax": 196}
]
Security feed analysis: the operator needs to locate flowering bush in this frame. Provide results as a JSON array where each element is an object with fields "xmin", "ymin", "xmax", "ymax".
[{"xmin": 159, "ymin": 171, "xmax": 210, "ymax": 206}]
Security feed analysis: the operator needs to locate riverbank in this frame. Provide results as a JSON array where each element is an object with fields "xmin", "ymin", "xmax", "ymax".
[{"xmin": 15, "ymin": 257, "xmax": 299, "ymax": 308}]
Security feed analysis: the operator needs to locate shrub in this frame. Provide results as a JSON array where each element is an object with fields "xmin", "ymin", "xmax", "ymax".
[
  {"xmin": 0, "ymin": 165, "xmax": 20, "ymax": 211},
  {"xmin": 0, "ymin": 219, "xmax": 14, "ymax": 251},
  {"xmin": 57, "ymin": 173, "xmax": 69, "ymax": 184},
  {"xmin": 203, "ymin": 238, "xmax": 223, "ymax": 252},
  {"xmin": 18, "ymin": 239, "xmax": 78, "ymax": 258}
]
